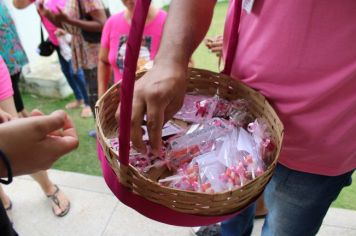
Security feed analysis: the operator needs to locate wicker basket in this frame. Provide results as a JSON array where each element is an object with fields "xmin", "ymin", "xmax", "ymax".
[{"xmin": 96, "ymin": 68, "xmax": 284, "ymax": 216}]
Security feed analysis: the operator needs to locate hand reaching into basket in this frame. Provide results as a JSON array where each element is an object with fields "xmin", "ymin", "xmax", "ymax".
[
  {"xmin": 116, "ymin": 64, "xmax": 188, "ymax": 155},
  {"xmin": 205, "ymin": 35, "xmax": 223, "ymax": 57},
  {"xmin": 0, "ymin": 110, "xmax": 79, "ymax": 177}
]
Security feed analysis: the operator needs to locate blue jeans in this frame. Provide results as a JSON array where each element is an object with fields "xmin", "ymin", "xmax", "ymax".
[
  {"xmin": 221, "ymin": 164, "xmax": 354, "ymax": 236},
  {"xmin": 56, "ymin": 49, "xmax": 89, "ymax": 105}
]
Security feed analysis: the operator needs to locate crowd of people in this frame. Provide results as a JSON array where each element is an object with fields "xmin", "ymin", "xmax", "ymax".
[{"xmin": 0, "ymin": 0, "xmax": 355, "ymax": 236}]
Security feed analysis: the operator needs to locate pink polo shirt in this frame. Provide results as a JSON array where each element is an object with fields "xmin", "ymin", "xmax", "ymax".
[
  {"xmin": 0, "ymin": 56, "xmax": 13, "ymax": 101},
  {"xmin": 31, "ymin": 0, "xmax": 66, "ymax": 46},
  {"xmin": 224, "ymin": 0, "xmax": 356, "ymax": 176},
  {"xmin": 101, "ymin": 10, "xmax": 167, "ymax": 83}
]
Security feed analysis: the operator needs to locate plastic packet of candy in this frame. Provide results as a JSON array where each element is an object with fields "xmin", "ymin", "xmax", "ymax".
[
  {"xmin": 194, "ymin": 150, "xmax": 226, "ymax": 193},
  {"xmin": 165, "ymin": 118, "xmax": 233, "ymax": 170},
  {"xmin": 107, "ymin": 138, "xmax": 167, "ymax": 173},
  {"xmin": 228, "ymin": 99, "xmax": 253, "ymax": 127},
  {"xmin": 142, "ymin": 120, "xmax": 186, "ymax": 141},
  {"xmin": 159, "ymin": 163, "xmax": 201, "ymax": 192},
  {"xmin": 212, "ymin": 127, "xmax": 265, "ymax": 189},
  {"xmin": 247, "ymin": 118, "xmax": 276, "ymax": 165},
  {"xmin": 174, "ymin": 95, "xmax": 218, "ymax": 123}
]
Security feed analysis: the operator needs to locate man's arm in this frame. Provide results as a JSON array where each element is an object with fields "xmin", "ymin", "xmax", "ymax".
[{"xmin": 121, "ymin": 0, "xmax": 216, "ymax": 154}]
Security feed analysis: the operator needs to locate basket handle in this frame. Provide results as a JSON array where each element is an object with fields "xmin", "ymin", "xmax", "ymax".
[
  {"xmin": 118, "ymin": 0, "xmax": 152, "ymax": 165},
  {"xmin": 222, "ymin": 0, "xmax": 242, "ymax": 75}
]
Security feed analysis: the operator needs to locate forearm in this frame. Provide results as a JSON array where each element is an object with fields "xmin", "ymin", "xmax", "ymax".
[
  {"xmin": 66, "ymin": 17, "xmax": 104, "ymax": 32},
  {"xmin": 12, "ymin": 0, "xmax": 32, "ymax": 9},
  {"xmin": 98, "ymin": 59, "xmax": 111, "ymax": 98},
  {"xmin": 155, "ymin": 0, "xmax": 216, "ymax": 69}
]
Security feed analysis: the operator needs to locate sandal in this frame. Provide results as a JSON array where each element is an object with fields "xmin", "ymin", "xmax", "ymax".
[
  {"xmin": 80, "ymin": 106, "xmax": 93, "ymax": 118},
  {"xmin": 65, "ymin": 100, "xmax": 83, "ymax": 110},
  {"xmin": 47, "ymin": 185, "xmax": 70, "ymax": 217}
]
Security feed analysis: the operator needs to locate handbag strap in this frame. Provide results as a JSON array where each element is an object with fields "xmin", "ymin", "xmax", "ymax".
[
  {"xmin": 118, "ymin": 0, "xmax": 152, "ymax": 165},
  {"xmin": 222, "ymin": 0, "xmax": 242, "ymax": 75},
  {"xmin": 77, "ymin": 0, "xmax": 84, "ymax": 19},
  {"xmin": 40, "ymin": 23, "xmax": 45, "ymax": 43}
]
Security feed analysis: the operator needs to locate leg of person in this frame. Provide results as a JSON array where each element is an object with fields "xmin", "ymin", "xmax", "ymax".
[
  {"xmin": 255, "ymin": 193, "xmax": 268, "ymax": 218},
  {"xmin": 0, "ymin": 201, "xmax": 18, "ymax": 236},
  {"xmin": 262, "ymin": 164, "xmax": 354, "ymax": 236},
  {"xmin": 193, "ymin": 203, "xmax": 256, "ymax": 236},
  {"xmin": 221, "ymin": 203, "xmax": 256, "ymax": 236},
  {"xmin": 0, "ymin": 186, "xmax": 12, "ymax": 211},
  {"xmin": 31, "ymin": 171, "xmax": 70, "ymax": 217},
  {"xmin": 56, "ymin": 49, "xmax": 84, "ymax": 109},
  {"xmin": 10, "ymin": 72, "xmax": 29, "ymax": 118},
  {"xmin": 75, "ymin": 68, "xmax": 92, "ymax": 118},
  {"xmin": 83, "ymin": 68, "xmax": 98, "ymax": 118}
]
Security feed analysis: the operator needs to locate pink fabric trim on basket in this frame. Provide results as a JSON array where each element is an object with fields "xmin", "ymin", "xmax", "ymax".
[{"xmin": 222, "ymin": 0, "xmax": 242, "ymax": 75}]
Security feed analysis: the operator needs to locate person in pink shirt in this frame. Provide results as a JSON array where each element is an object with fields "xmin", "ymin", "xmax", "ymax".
[
  {"xmin": 125, "ymin": 0, "xmax": 356, "ymax": 235},
  {"xmin": 13, "ymin": 0, "xmax": 92, "ymax": 118},
  {"xmin": 97, "ymin": 0, "xmax": 167, "ymax": 96},
  {"xmin": 0, "ymin": 56, "xmax": 78, "ymax": 232},
  {"xmin": 97, "ymin": 0, "xmax": 167, "ymax": 190}
]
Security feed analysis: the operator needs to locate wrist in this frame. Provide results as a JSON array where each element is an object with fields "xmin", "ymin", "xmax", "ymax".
[{"xmin": 153, "ymin": 61, "xmax": 189, "ymax": 83}]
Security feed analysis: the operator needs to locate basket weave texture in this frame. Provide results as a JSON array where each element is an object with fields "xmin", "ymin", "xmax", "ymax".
[{"xmin": 96, "ymin": 68, "xmax": 284, "ymax": 216}]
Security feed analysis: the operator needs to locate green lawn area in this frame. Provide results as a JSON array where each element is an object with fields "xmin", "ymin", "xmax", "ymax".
[{"xmin": 21, "ymin": 1, "xmax": 355, "ymax": 210}]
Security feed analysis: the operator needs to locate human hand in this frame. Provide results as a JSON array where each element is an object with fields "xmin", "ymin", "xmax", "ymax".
[
  {"xmin": 0, "ymin": 109, "xmax": 12, "ymax": 124},
  {"xmin": 54, "ymin": 28, "xmax": 67, "ymax": 37},
  {"xmin": 115, "ymin": 64, "xmax": 188, "ymax": 155},
  {"xmin": 54, "ymin": 7, "xmax": 70, "ymax": 24},
  {"xmin": 0, "ymin": 110, "xmax": 79, "ymax": 176},
  {"xmin": 205, "ymin": 35, "xmax": 223, "ymax": 57}
]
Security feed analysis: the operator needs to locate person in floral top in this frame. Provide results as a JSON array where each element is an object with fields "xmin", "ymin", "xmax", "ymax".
[
  {"xmin": 0, "ymin": 1, "xmax": 71, "ymax": 217},
  {"xmin": 38, "ymin": 0, "xmax": 108, "ymax": 121}
]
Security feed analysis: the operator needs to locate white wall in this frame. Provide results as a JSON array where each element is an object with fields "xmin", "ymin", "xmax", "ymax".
[{"xmin": 4, "ymin": 0, "xmax": 168, "ymax": 63}]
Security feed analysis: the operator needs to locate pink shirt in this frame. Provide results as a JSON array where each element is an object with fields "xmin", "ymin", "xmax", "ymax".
[
  {"xmin": 224, "ymin": 0, "xmax": 356, "ymax": 176},
  {"xmin": 31, "ymin": 0, "xmax": 66, "ymax": 46},
  {"xmin": 0, "ymin": 56, "xmax": 13, "ymax": 101},
  {"xmin": 101, "ymin": 10, "xmax": 167, "ymax": 83}
]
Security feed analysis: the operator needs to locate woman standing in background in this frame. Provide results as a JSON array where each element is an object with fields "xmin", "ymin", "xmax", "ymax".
[
  {"xmin": 13, "ymin": 0, "xmax": 93, "ymax": 118},
  {"xmin": 0, "ymin": 1, "xmax": 70, "ymax": 216}
]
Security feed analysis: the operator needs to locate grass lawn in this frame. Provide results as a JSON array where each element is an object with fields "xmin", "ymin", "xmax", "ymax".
[{"xmin": 22, "ymin": 1, "xmax": 355, "ymax": 210}]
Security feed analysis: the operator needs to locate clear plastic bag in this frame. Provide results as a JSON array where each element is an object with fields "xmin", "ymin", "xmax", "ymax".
[
  {"xmin": 57, "ymin": 34, "xmax": 72, "ymax": 61},
  {"xmin": 174, "ymin": 95, "xmax": 218, "ymax": 123},
  {"xmin": 165, "ymin": 118, "xmax": 233, "ymax": 170}
]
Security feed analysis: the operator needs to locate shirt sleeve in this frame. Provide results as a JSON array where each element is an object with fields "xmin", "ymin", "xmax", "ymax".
[{"xmin": 0, "ymin": 57, "xmax": 14, "ymax": 101}]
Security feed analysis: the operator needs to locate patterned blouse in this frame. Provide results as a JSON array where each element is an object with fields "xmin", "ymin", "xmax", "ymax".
[
  {"xmin": 0, "ymin": 1, "xmax": 28, "ymax": 76},
  {"xmin": 63, "ymin": 0, "xmax": 104, "ymax": 71}
]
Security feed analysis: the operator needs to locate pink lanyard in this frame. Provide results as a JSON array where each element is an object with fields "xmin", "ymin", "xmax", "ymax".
[{"xmin": 222, "ymin": 0, "xmax": 242, "ymax": 76}]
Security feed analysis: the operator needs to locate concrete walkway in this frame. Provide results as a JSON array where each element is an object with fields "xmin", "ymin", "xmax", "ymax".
[{"xmin": 3, "ymin": 170, "xmax": 356, "ymax": 236}]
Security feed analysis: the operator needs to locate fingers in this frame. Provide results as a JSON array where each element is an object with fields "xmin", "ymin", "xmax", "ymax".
[
  {"xmin": 0, "ymin": 113, "xmax": 11, "ymax": 123},
  {"xmin": 40, "ymin": 135, "xmax": 78, "ymax": 162},
  {"xmin": 32, "ymin": 110, "xmax": 67, "ymax": 139},
  {"xmin": 30, "ymin": 109, "xmax": 44, "ymax": 116},
  {"xmin": 56, "ymin": 6, "xmax": 63, "ymax": 14},
  {"xmin": 146, "ymin": 101, "xmax": 165, "ymax": 155},
  {"xmin": 61, "ymin": 112, "xmax": 78, "ymax": 140},
  {"xmin": 130, "ymin": 98, "xmax": 147, "ymax": 153}
]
